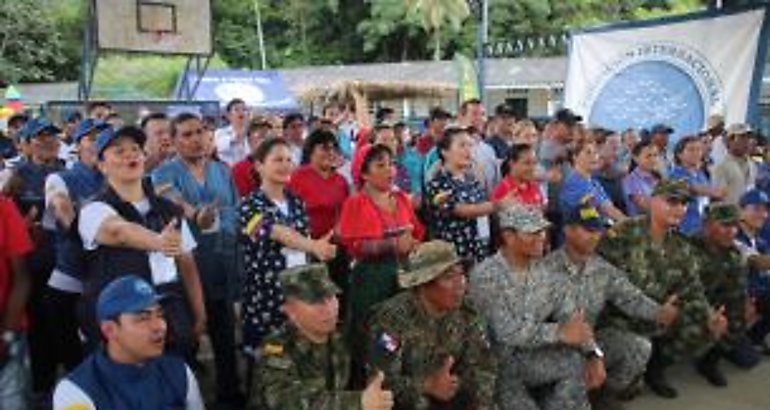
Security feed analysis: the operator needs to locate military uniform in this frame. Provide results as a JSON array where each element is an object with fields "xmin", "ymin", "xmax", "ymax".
[
  {"xmin": 256, "ymin": 328, "xmax": 360, "ymax": 410},
  {"xmin": 469, "ymin": 206, "xmax": 588, "ymax": 410},
  {"xmin": 252, "ymin": 263, "xmax": 364, "ymax": 410},
  {"xmin": 545, "ymin": 248, "xmax": 659, "ymax": 392},
  {"xmin": 597, "ymin": 216, "xmax": 713, "ymax": 361},
  {"xmin": 368, "ymin": 241, "xmax": 496, "ymax": 410},
  {"xmin": 471, "ymin": 252, "xmax": 587, "ymax": 410},
  {"xmin": 690, "ymin": 235, "xmax": 748, "ymax": 350}
]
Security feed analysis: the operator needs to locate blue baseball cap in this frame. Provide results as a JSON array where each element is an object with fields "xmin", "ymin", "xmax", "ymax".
[
  {"xmin": 18, "ymin": 117, "xmax": 61, "ymax": 141},
  {"xmin": 563, "ymin": 204, "xmax": 607, "ymax": 231},
  {"xmin": 740, "ymin": 189, "xmax": 770, "ymax": 208},
  {"xmin": 73, "ymin": 119, "xmax": 110, "ymax": 144},
  {"xmin": 95, "ymin": 125, "xmax": 147, "ymax": 159},
  {"xmin": 96, "ymin": 275, "xmax": 162, "ymax": 322}
]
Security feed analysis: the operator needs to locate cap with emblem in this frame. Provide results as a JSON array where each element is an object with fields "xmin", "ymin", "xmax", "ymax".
[
  {"xmin": 705, "ymin": 203, "xmax": 739, "ymax": 224},
  {"xmin": 19, "ymin": 117, "xmax": 61, "ymax": 142},
  {"xmin": 279, "ymin": 263, "xmax": 340, "ymax": 303},
  {"xmin": 95, "ymin": 125, "xmax": 147, "ymax": 159},
  {"xmin": 96, "ymin": 275, "xmax": 163, "ymax": 322},
  {"xmin": 398, "ymin": 240, "xmax": 466, "ymax": 289},
  {"xmin": 73, "ymin": 118, "xmax": 110, "ymax": 144},
  {"xmin": 652, "ymin": 178, "xmax": 691, "ymax": 201},
  {"xmin": 498, "ymin": 205, "xmax": 551, "ymax": 233},
  {"xmin": 740, "ymin": 189, "xmax": 770, "ymax": 208},
  {"xmin": 563, "ymin": 204, "xmax": 606, "ymax": 231}
]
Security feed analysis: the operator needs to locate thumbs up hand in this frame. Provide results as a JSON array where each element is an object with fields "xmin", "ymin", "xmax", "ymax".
[
  {"xmin": 311, "ymin": 230, "xmax": 337, "ymax": 261},
  {"xmin": 559, "ymin": 309, "xmax": 594, "ymax": 346},
  {"xmin": 708, "ymin": 305, "xmax": 728, "ymax": 339},
  {"xmin": 158, "ymin": 218, "xmax": 183, "ymax": 257},
  {"xmin": 656, "ymin": 294, "xmax": 679, "ymax": 327},
  {"xmin": 422, "ymin": 356, "xmax": 460, "ymax": 402},
  {"xmin": 362, "ymin": 371, "xmax": 394, "ymax": 410}
]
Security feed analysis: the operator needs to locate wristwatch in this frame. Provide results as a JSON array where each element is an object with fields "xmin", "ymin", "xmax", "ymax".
[{"xmin": 584, "ymin": 341, "xmax": 604, "ymax": 360}]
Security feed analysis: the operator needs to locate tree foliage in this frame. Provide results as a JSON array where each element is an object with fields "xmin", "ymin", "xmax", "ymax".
[
  {"xmin": 0, "ymin": 0, "xmax": 68, "ymax": 83},
  {"xmin": 2, "ymin": 0, "xmax": 712, "ymax": 85}
]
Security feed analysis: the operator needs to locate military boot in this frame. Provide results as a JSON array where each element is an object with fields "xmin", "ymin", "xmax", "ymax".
[
  {"xmin": 644, "ymin": 341, "xmax": 678, "ymax": 399},
  {"xmin": 695, "ymin": 346, "xmax": 727, "ymax": 387},
  {"xmin": 589, "ymin": 388, "xmax": 626, "ymax": 410}
]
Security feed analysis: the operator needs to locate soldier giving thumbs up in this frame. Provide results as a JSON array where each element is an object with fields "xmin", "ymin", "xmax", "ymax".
[{"xmin": 362, "ymin": 371, "xmax": 394, "ymax": 410}]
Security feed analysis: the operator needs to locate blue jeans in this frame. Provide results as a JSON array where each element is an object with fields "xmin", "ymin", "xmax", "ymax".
[{"xmin": 0, "ymin": 336, "xmax": 30, "ymax": 410}]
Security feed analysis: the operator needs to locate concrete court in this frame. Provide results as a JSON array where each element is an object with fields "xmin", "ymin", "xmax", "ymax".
[{"xmin": 629, "ymin": 360, "xmax": 770, "ymax": 410}]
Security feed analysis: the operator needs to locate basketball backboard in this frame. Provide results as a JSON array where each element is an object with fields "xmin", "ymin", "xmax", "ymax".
[{"xmin": 93, "ymin": 0, "xmax": 212, "ymax": 55}]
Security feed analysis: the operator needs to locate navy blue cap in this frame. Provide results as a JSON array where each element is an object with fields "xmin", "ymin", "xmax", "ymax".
[
  {"xmin": 650, "ymin": 124, "xmax": 674, "ymax": 135},
  {"xmin": 18, "ymin": 117, "xmax": 61, "ymax": 141},
  {"xmin": 96, "ymin": 275, "xmax": 162, "ymax": 321},
  {"xmin": 95, "ymin": 125, "xmax": 147, "ymax": 159},
  {"xmin": 73, "ymin": 119, "xmax": 110, "ymax": 143},
  {"xmin": 563, "ymin": 204, "xmax": 607, "ymax": 231},
  {"xmin": 740, "ymin": 189, "xmax": 770, "ymax": 207}
]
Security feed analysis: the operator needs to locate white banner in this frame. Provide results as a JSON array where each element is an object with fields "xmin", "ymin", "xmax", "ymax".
[{"xmin": 564, "ymin": 6, "xmax": 769, "ymax": 138}]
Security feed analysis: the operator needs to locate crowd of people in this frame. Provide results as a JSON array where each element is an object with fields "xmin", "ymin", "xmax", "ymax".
[{"xmin": 0, "ymin": 95, "xmax": 769, "ymax": 410}]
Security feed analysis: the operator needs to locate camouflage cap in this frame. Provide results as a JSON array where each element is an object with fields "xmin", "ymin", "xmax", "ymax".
[
  {"xmin": 652, "ymin": 178, "xmax": 691, "ymax": 200},
  {"xmin": 279, "ymin": 263, "xmax": 340, "ymax": 303},
  {"xmin": 398, "ymin": 240, "xmax": 465, "ymax": 289},
  {"xmin": 705, "ymin": 203, "xmax": 739, "ymax": 224},
  {"xmin": 498, "ymin": 205, "xmax": 551, "ymax": 233}
]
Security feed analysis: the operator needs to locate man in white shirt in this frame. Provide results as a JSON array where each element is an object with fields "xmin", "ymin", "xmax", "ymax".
[{"xmin": 215, "ymin": 98, "xmax": 250, "ymax": 165}]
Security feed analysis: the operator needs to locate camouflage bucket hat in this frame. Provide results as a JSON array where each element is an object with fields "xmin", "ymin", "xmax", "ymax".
[
  {"xmin": 398, "ymin": 240, "xmax": 465, "ymax": 289},
  {"xmin": 652, "ymin": 178, "xmax": 691, "ymax": 201},
  {"xmin": 498, "ymin": 205, "xmax": 551, "ymax": 233},
  {"xmin": 705, "ymin": 203, "xmax": 739, "ymax": 224},
  {"xmin": 279, "ymin": 263, "xmax": 340, "ymax": 303}
]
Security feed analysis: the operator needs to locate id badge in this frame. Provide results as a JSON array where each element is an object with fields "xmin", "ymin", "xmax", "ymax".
[
  {"xmin": 149, "ymin": 252, "xmax": 179, "ymax": 285},
  {"xmin": 282, "ymin": 248, "xmax": 307, "ymax": 268},
  {"xmin": 476, "ymin": 216, "xmax": 491, "ymax": 239}
]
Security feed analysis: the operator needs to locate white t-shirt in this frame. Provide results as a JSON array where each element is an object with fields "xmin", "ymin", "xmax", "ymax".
[
  {"xmin": 52, "ymin": 364, "xmax": 205, "ymax": 410},
  {"xmin": 214, "ymin": 125, "xmax": 249, "ymax": 166},
  {"xmin": 78, "ymin": 199, "xmax": 197, "ymax": 285}
]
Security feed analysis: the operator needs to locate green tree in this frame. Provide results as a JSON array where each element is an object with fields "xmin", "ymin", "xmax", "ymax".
[
  {"xmin": 406, "ymin": 0, "xmax": 471, "ymax": 60},
  {"xmin": 0, "ymin": 0, "xmax": 67, "ymax": 83}
]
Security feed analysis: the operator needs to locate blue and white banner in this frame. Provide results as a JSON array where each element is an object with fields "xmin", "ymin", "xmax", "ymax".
[
  {"xmin": 565, "ymin": 6, "xmax": 770, "ymax": 138},
  {"xmin": 176, "ymin": 69, "xmax": 299, "ymax": 111}
]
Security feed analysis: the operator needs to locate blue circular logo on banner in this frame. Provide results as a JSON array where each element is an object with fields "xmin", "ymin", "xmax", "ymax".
[{"xmin": 589, "ymin": 60, "xmax": 704, "ymax": 141}]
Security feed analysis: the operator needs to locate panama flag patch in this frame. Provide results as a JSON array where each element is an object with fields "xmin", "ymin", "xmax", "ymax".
[{"xmin": 378, "ymin": 332, "xmax": 400, "ymax": 353}]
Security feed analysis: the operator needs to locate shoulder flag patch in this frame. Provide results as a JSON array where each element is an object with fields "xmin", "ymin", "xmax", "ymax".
[{"xmin": 378, "ymin": 332, "xmax": 400, "ymax": 353}]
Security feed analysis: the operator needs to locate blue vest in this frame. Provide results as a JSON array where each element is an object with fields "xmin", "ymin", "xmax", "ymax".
[
  {"xmin": 68, "ymin": 350, "xmax": 188, "ymax": 410},
  {"xmin": 55, "ymin": 162, "xmax": 104, "ymax": 282}
]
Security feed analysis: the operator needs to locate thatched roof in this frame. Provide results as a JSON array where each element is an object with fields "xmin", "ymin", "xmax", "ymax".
[{"xmin": 297, "ymin": 80, "xmax": 455, "ymax": 103}]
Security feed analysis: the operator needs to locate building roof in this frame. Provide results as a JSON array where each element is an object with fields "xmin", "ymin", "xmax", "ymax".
[{"xmin": 278, "ymin": 57, "xmax": 568, "ymax": 97}]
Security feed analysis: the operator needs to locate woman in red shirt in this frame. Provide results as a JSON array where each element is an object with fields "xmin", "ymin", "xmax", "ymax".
[
  {"xmin": 288, "ymin": 129, "xmax": 349, "ymax": 239},
  {"xmin": 338, "ymin": 144, "xmax": 424, "ymax": 381},
  {"xmin": 492, "ymin": 143, "xmax": 545, "ymax": 208}
]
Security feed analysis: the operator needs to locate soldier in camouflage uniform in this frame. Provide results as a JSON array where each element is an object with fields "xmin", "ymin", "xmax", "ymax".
[
  {"xmin": 367, "ymin": 240, "xmax": 496, "ymax": 410},
  {"xmin": 469, "ymin": 206, "xmax": 593, "ymax": 410},
  {"xmin": 252, "ymin": 264, "xmax": 395, "ymax": 410},
  {"xmin": 546, "ymin": 204, "xmax": 678, "ymax": 408},
  {"xmin": 597, "ymin": 179, "xmax": 728, "ymax": 399},
  {"xmin": 689, "ymin": 203, "xmax": 760, "ymax": 387}
]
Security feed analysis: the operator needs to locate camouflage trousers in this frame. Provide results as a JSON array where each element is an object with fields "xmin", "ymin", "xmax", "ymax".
[
  {"xmin": 597, "ymin": 328, "xmax": 652, "ymax": 392},
  {"xmin": 496, "ymin": 346, "xmax": 589, "ymax": 410}
]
